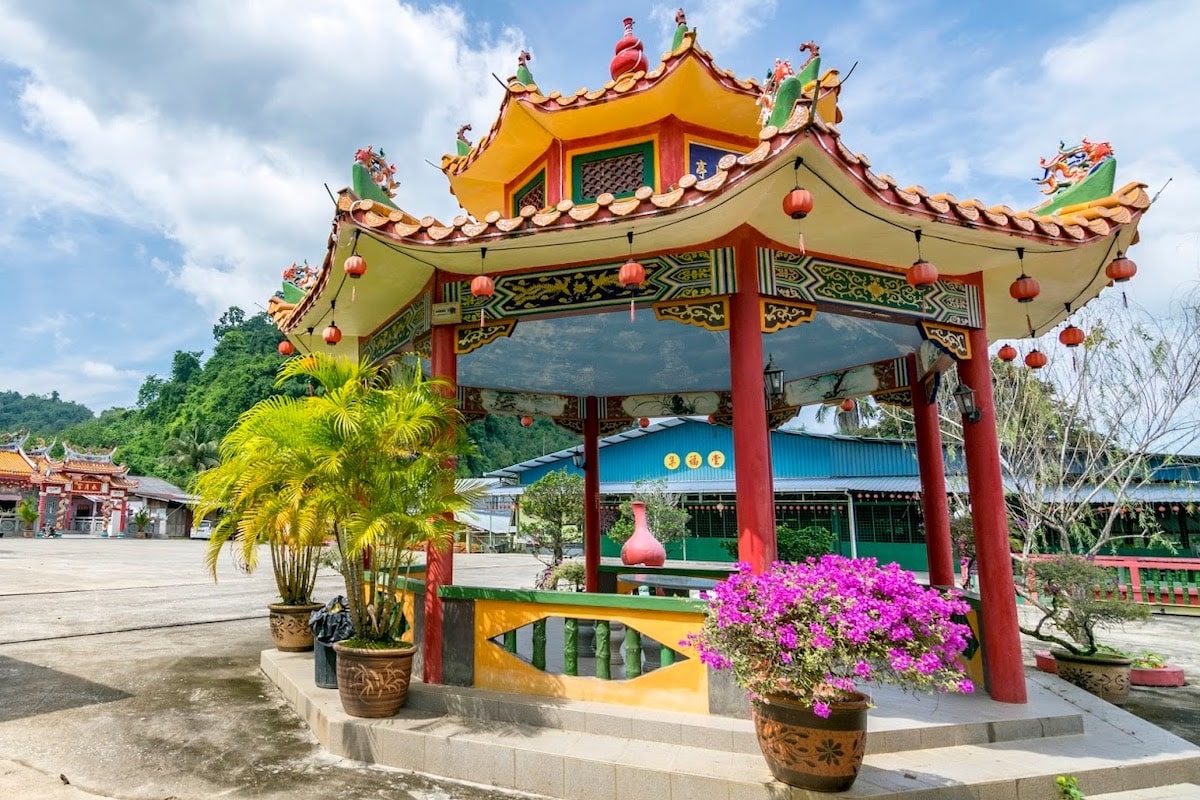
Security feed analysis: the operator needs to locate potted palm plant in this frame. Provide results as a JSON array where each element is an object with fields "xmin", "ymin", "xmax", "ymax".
[
  {"xmin": 131, "ymin": 508, "xmax": 152, "ymax": 539},
  {"xmin": 202, "ymin": 353, "xmax": 479, "ymax": 717},
  {"xmin": 689, "ymin": 555, "xmax": 974, "ymax": 792},
  {"xmin": 17, "ymin": 496, "xmax": 39, "ymax": 538},
  {"xmin": 193, "ymin": 406, "xmax": 328, "ymax": 652},
  {"xmin": 1016, "ymin": 555, "xmax": 1150, "ymax": 705}
]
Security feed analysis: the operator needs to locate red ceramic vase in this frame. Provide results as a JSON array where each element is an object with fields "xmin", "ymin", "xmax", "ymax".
[{"xmin": 620, "ymin": 501, "xmax": 666, "ymax": 566}]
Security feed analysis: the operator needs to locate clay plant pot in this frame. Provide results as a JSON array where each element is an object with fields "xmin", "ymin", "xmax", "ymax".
[
  {"xmin": 1051, "ymin": 648, "xmax": 1133, "ymax": 705},
  {"xmin": 1131, "ymin": 665, "xmax": 1186, "ymax": 687},
  {"xmin": 333, "ymin": 642, "xmax": 416, "ymax": 718},
  {"xmin": 268, "ymin": 602, "xmax": 322, "ymax": 652},
  {"xmin": 752, "ymin": 691, "xmax": 870, "ymax": 792}
]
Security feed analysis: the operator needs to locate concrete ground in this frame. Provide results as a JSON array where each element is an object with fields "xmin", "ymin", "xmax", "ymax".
[{"xmin": 1, "ymin": 536, "xmax": 1197, "ymax": 798}]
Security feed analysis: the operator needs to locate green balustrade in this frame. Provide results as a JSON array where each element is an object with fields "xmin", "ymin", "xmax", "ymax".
[
  {"xmin": 563, "ymin": 618, "xmax": 578, "ymax": 676},
  {"xmin": 595, "ymin": 620, "xmax": 611, "ymax": 680},
  {"xmin": 624, "ymin": 628, "xmax": 642, "ymax": 678},
  {"xmin": 532, "ymin": 619, "xmax": 547, "ymax": 671},
  {"xmin": 503, "ymin": 629, "xmax": 517, "ymax": 653}
]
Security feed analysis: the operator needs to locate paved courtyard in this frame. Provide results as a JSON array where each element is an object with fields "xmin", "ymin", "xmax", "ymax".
[{"xmin": 0, "ymin": 537, "xmax": 1196, "ymax": 798}]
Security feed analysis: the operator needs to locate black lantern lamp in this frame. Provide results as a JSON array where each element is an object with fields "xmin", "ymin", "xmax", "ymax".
[
  {"xmin": 763, "ymin": 355, "xmax": 785, "ymax": 408},
  {"xmin": 953, "ymin": 383, "xmax": 982, "ymax": 423},
  {"xmin": 572, "ymin": 449, "xmax": 586, "ymax": 469}
]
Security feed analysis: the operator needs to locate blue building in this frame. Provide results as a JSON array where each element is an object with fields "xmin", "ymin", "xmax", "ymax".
[{"xmin": 486, "ymin": 417, "xmax": 1200, "ymax": 569}]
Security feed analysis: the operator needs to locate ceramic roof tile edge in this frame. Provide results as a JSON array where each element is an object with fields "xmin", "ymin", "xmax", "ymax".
[
  {"xmin": 280, "ymin": 107, "xmax": 1150, "ymax": 331},
  {"xmin": 440, "ymin": 31, "xmax": 760, "ymax": 177}
]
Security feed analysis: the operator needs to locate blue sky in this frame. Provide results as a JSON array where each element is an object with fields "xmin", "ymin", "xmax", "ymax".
[{"xmin": 1, "ymin": 0, "xmax": 1198, "ymax": 413}]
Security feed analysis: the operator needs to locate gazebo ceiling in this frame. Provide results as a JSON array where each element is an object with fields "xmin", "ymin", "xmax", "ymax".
[{"xmin": 456, "ymin": 309, "xmax": 921, "ymax": 399}]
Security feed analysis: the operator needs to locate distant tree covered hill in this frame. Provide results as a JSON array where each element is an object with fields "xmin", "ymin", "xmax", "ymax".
[{"xmin": 0, "ymin": 390, "xmax": 94, "ymax": 436}]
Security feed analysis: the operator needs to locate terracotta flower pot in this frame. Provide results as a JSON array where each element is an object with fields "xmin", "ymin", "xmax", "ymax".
[
  {"xmin": 333, "ymin": 642, "xmax": 416, "ymax": 718},
  {"xmin": 268, "ymin": 602, "xmax": 322, "ymax": 652},
  {"xmin": 752, "ymin": 692, "xmax": 870, "ymax": 792},
  {"xmin": 1051, "ymin": 648, "xmax": 1133, "ymax": 705}
]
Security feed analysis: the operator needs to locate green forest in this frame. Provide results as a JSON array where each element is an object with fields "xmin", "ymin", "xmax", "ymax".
[{"xmin": 4, "ymin": 307, "xmax": 578, "ymax": 490}]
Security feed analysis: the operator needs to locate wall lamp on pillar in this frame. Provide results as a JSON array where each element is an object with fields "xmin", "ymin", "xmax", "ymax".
[
  {"xmin": 572, "ymin": 450, "xmax": 586, "ymax": 469},
  {"xmin": 763, "ymin": 354, "xmax": 785, "ymax": 409},
  {"xmin": 953, "ymin": 383, "xmax": 982, "ymax": 423}
]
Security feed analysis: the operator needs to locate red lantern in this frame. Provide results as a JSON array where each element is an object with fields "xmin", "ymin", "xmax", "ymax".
[
  {"xmin": 343, "ymin": 254, "xmax": 367, "ymax": 279},
  {"xmin": 997, "ymin": 343, "xmax": 1018, "ymax": 362},
  {"xmin": 906, "ymin": 258, "xmax": 938, "ymax": 287},
  {"xmin": 1024, "ymin": 348, "xmax": 1047, "ymax": 369},
  {"xmin": 1106, "ymin": 254, "xmax": 1137, "ymax": 283},
  {"xmin": 520, "ymin": 415, "xmax": 533, "ymax": 428},
  {"xmin": 322, "ymin": 323, "xmax": 342, "ymax": 345},
  {"xmin": 470, "ymin": 274, "xmax": 495, "ymax": 298},
  {"xmin": 1009, "ymin": 273, "xmax": 1040, "ymax": 303},
  {"xmin": 638, "ymin": 417, "xmax": 650, "ymax": 428},
  {"xmin": 840, "ymin": 398, "xmax": 855, "ymax": 412},
  {"xmin": 1059, "ymin": 324, "xmax": 1085, "ymax": 347},
  {"xmin": 619, "ymin": 259, "xmax": 645, "ymax": 288},
  {"xmin": 277, "ymin": 340, "xmax": 294, "ymax": 356},
  {"xmin": 782, "ymin": 187, "xmax": 814, "ymax": 220}
]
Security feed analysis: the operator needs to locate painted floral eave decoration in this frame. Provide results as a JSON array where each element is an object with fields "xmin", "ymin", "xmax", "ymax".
[{"xmin": 688, "ymin": 554, "xmax": 974, "ymax": 717}]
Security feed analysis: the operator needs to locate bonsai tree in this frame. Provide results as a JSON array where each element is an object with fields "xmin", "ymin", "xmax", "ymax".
[
  {"xmin": 197, "ymin": 353, "xmax": 481, "ymax": 645},
  {"xmin": 1015, "ymin": 555, "xmax": 1149, "ymax": 656},
  {"xmin": 16, "ymin": 496, "xmax": 39, "ymax": 534},
  {"xmin": 519, "ymin": 469, "xmax": 584, "ymax": 568}
]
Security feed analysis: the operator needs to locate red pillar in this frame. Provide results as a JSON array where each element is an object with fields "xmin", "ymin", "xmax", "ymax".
[
  {"xmin": 583, "ymin": 396, "xmax": 601, "ymax": 592},
  {"xmin": 659, "ymin": 115, "xmax": 685, "ymax": 189},
  {"xmin": 729, "ymin": 238, "xmax": 776, "ymax": 570},
  {"xmin": 36, "ymin": 491, "xmax": 46, "ymax": 532},
  {"xmin": 960, "ymin": 326, "xmax": 1027, "ymax": 703},
  {"xmin": 909, "ymin": 354, "xmax": 954, "ymax": 588},
  {"xmin": 424, "ymin": 303, "xmax": 457, "ymax": 685}
]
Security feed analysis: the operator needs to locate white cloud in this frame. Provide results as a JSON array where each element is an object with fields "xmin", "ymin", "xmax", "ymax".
[
  {"xmin": 652, "ymin": 0, "xmax": 779, "ymax": 54},
  {"xmin": 80, "ymin": 360, "xmax": 139, "ymax": 381}
]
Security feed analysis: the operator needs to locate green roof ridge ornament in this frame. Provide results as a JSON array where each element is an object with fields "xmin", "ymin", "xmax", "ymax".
[
  {"xmin": 514, "ymin": 49, "xmax": 534, "ymax": 87},
  {"xmin": 1033, "ymin": 138, "xmax": 1117, "ymax": 216},
  {"xmin": 455, "ymin": 124, "xmax": 473, "ymax": 158},
  {"xmin": 352, "ymin": 146, "xmax": 399, "ymax": 208},
  {"xmin": 671, "ymin": 8, "xmax": 690, "ymax": 51},
  {"xmin": 764, "ymin": 41, "xmax": 821, "ymax": 128}
]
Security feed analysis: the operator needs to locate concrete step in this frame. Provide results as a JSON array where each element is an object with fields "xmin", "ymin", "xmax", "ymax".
[
  {"xmin": 1088, "ymin": 785, "xmax": 1200, "ymax": 799},
  {"xmin": 263, "ymin": 650, "xmax": 1200, "ymax": 800}
]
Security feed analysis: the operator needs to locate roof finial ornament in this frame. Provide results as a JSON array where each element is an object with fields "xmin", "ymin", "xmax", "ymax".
[
  {"xmin": 610, "ymin": 17, "xmax": 648, "ymax": 80},
  {"xmin": 514, "ymin": 49, "xmax": 534, "ymax": 86},
  {"xmin": 671, "ymin": 9, "xmax": 691, "ymax": 51},
  {"xmin": 455, "ymin": 124, "xmax": 474, "ymax": 157}
]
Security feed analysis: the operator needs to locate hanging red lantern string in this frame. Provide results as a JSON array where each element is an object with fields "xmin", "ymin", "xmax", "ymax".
[
  {"xmin": 1009, "ymin": 247, "xmax": 1040, "ymax": 303},
  {"xmin": 1024, "ymin": 348, "xmax": 1047, "ymax": 370},
  {"xmin": 278, "ymin": 340, "xmax": 294, "ymax": 356},
  {"xmin": 997, "ymin": 343, "xmax": 1017, "ymax": 362},
  {"xmin": 619, "ymin": 230, "xmax": 646, "ymax": 321},
  {"xmin": 638, "ymin": 417, "xmax": 650, "ymax": 428},
  {"xmin": 322, "ymin": 301, "xmax": 341, "ymax": 345},
  {"xmin": 782, "ymin": 157, "xmax": 813, "ymax": 254},
  {"xmin": 470, "ymin": 246, "xmax": 494, "ymax": 328},
  {"xmin": 840, "ymin": 398, "xmax": 855, "ymax": 412},
  {"xmin": 520, "ymin": 415, "xmax": 533, "ymax": 428},
  {"xmin": 1106, "ymin": 250, "xmax": 1137, "ymax": 307},
  {"xmin": 343, "ymin": 229, "xmax": 367, "ymax": 301},
  {"xmin": 906, "ymin": 229, "xmax": 938, "ymax": 287}
]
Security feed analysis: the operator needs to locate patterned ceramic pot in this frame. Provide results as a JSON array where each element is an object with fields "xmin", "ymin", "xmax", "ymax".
[
  {"xmin": 1051, "ymin": 648, "xmax": 1133, "ymax": 705},
  {"xmin": 752, "ymin": 691, "xmax": 870, "ymax": 792},
  {"xmin": 333, "ymin": 642, "xmax": 416, "ymax": 718},
  {"xmin": 267, "ymin": 602, "xmax": 322, "ymax": 652}
]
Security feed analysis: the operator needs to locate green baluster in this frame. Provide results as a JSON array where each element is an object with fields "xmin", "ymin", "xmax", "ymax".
[
  {"xmin": 564, "ymin": 618, "xmax": 578, "ymax": 676},
  {"xmin": 661, "ymin": 647, "xmax": 675, "ymax": 667},
  {"xmin": 595, "ymin": 620, "xmax": 610, "ymax": 680},
  {"xmin": 503, "ymin": 629, "xmax": 518, "ymax": 654},
  {"xmin": 624, "ymin": 628, "xmax": 642, "ymax": 678},
  {"xmin": 532, "ymin": 619, "xmax": 547, "ymax": 671}
]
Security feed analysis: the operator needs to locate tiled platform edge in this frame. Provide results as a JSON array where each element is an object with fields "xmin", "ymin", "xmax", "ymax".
[{"xmin": 263, "ymin": 650, "xmax": 1200, "ymax": 800}]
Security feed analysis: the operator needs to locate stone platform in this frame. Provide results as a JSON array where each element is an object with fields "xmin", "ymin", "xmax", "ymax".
[{"xmin": 263, "ymin": 649, "xmax": 1200, "ymax": 799}]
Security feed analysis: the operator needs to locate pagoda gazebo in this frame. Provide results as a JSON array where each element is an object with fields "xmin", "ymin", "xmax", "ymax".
[{"xmin": 269, "ymin": 15, "xmax": 1150, "ymax": 705}]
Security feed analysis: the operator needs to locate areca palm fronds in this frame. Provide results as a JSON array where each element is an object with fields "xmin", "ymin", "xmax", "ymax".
[{"xmin": 193, "ymin": 353, "xmax": 482, "ymax": 643}]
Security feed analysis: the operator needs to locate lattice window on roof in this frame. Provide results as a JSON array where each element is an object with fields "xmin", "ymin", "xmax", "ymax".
[
  {"xmin": 580, "ymin": 152, "xmax": 645, "ymax": 200},
  {"xmin": 513, "ymin": 172, "xmax": 546, "ymax": 216}
]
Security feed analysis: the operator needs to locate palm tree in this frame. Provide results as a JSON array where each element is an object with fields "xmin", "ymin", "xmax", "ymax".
[
  {"xmin": 162, "ymin": 425, "xmax": 221, "ymax": 474},
  {"xmin": 193, "ymin": 353, "xmax": 481, "ymax": 643}
]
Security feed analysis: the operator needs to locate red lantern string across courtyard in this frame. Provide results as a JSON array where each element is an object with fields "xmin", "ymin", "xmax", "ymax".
[
  {"xmin": 906, "ymin": 229, "xmax": 938, "ymax": 287},
  {"xmin": 277, "ymin": 340, "xmax": 294, "ymax": 356},
  {"xmin": 1059, "ymin": 324, "xmax": 1085, "ymax": 347},
  {"xmin": 1025, "ymin": 349, "xmax": 1047, "ymax": 369},
  {"xmin": 322, "ymin": 323, "xmax": 342, "ymax": 345},
  {"xmin": 997, "ymin": 343, "xmax": 1017, "ymax": 362}
]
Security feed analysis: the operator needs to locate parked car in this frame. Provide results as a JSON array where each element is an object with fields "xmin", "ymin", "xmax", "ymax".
[{"xmin": 191, "ymin": 519, "xmax": 214, "ymax": 540}]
